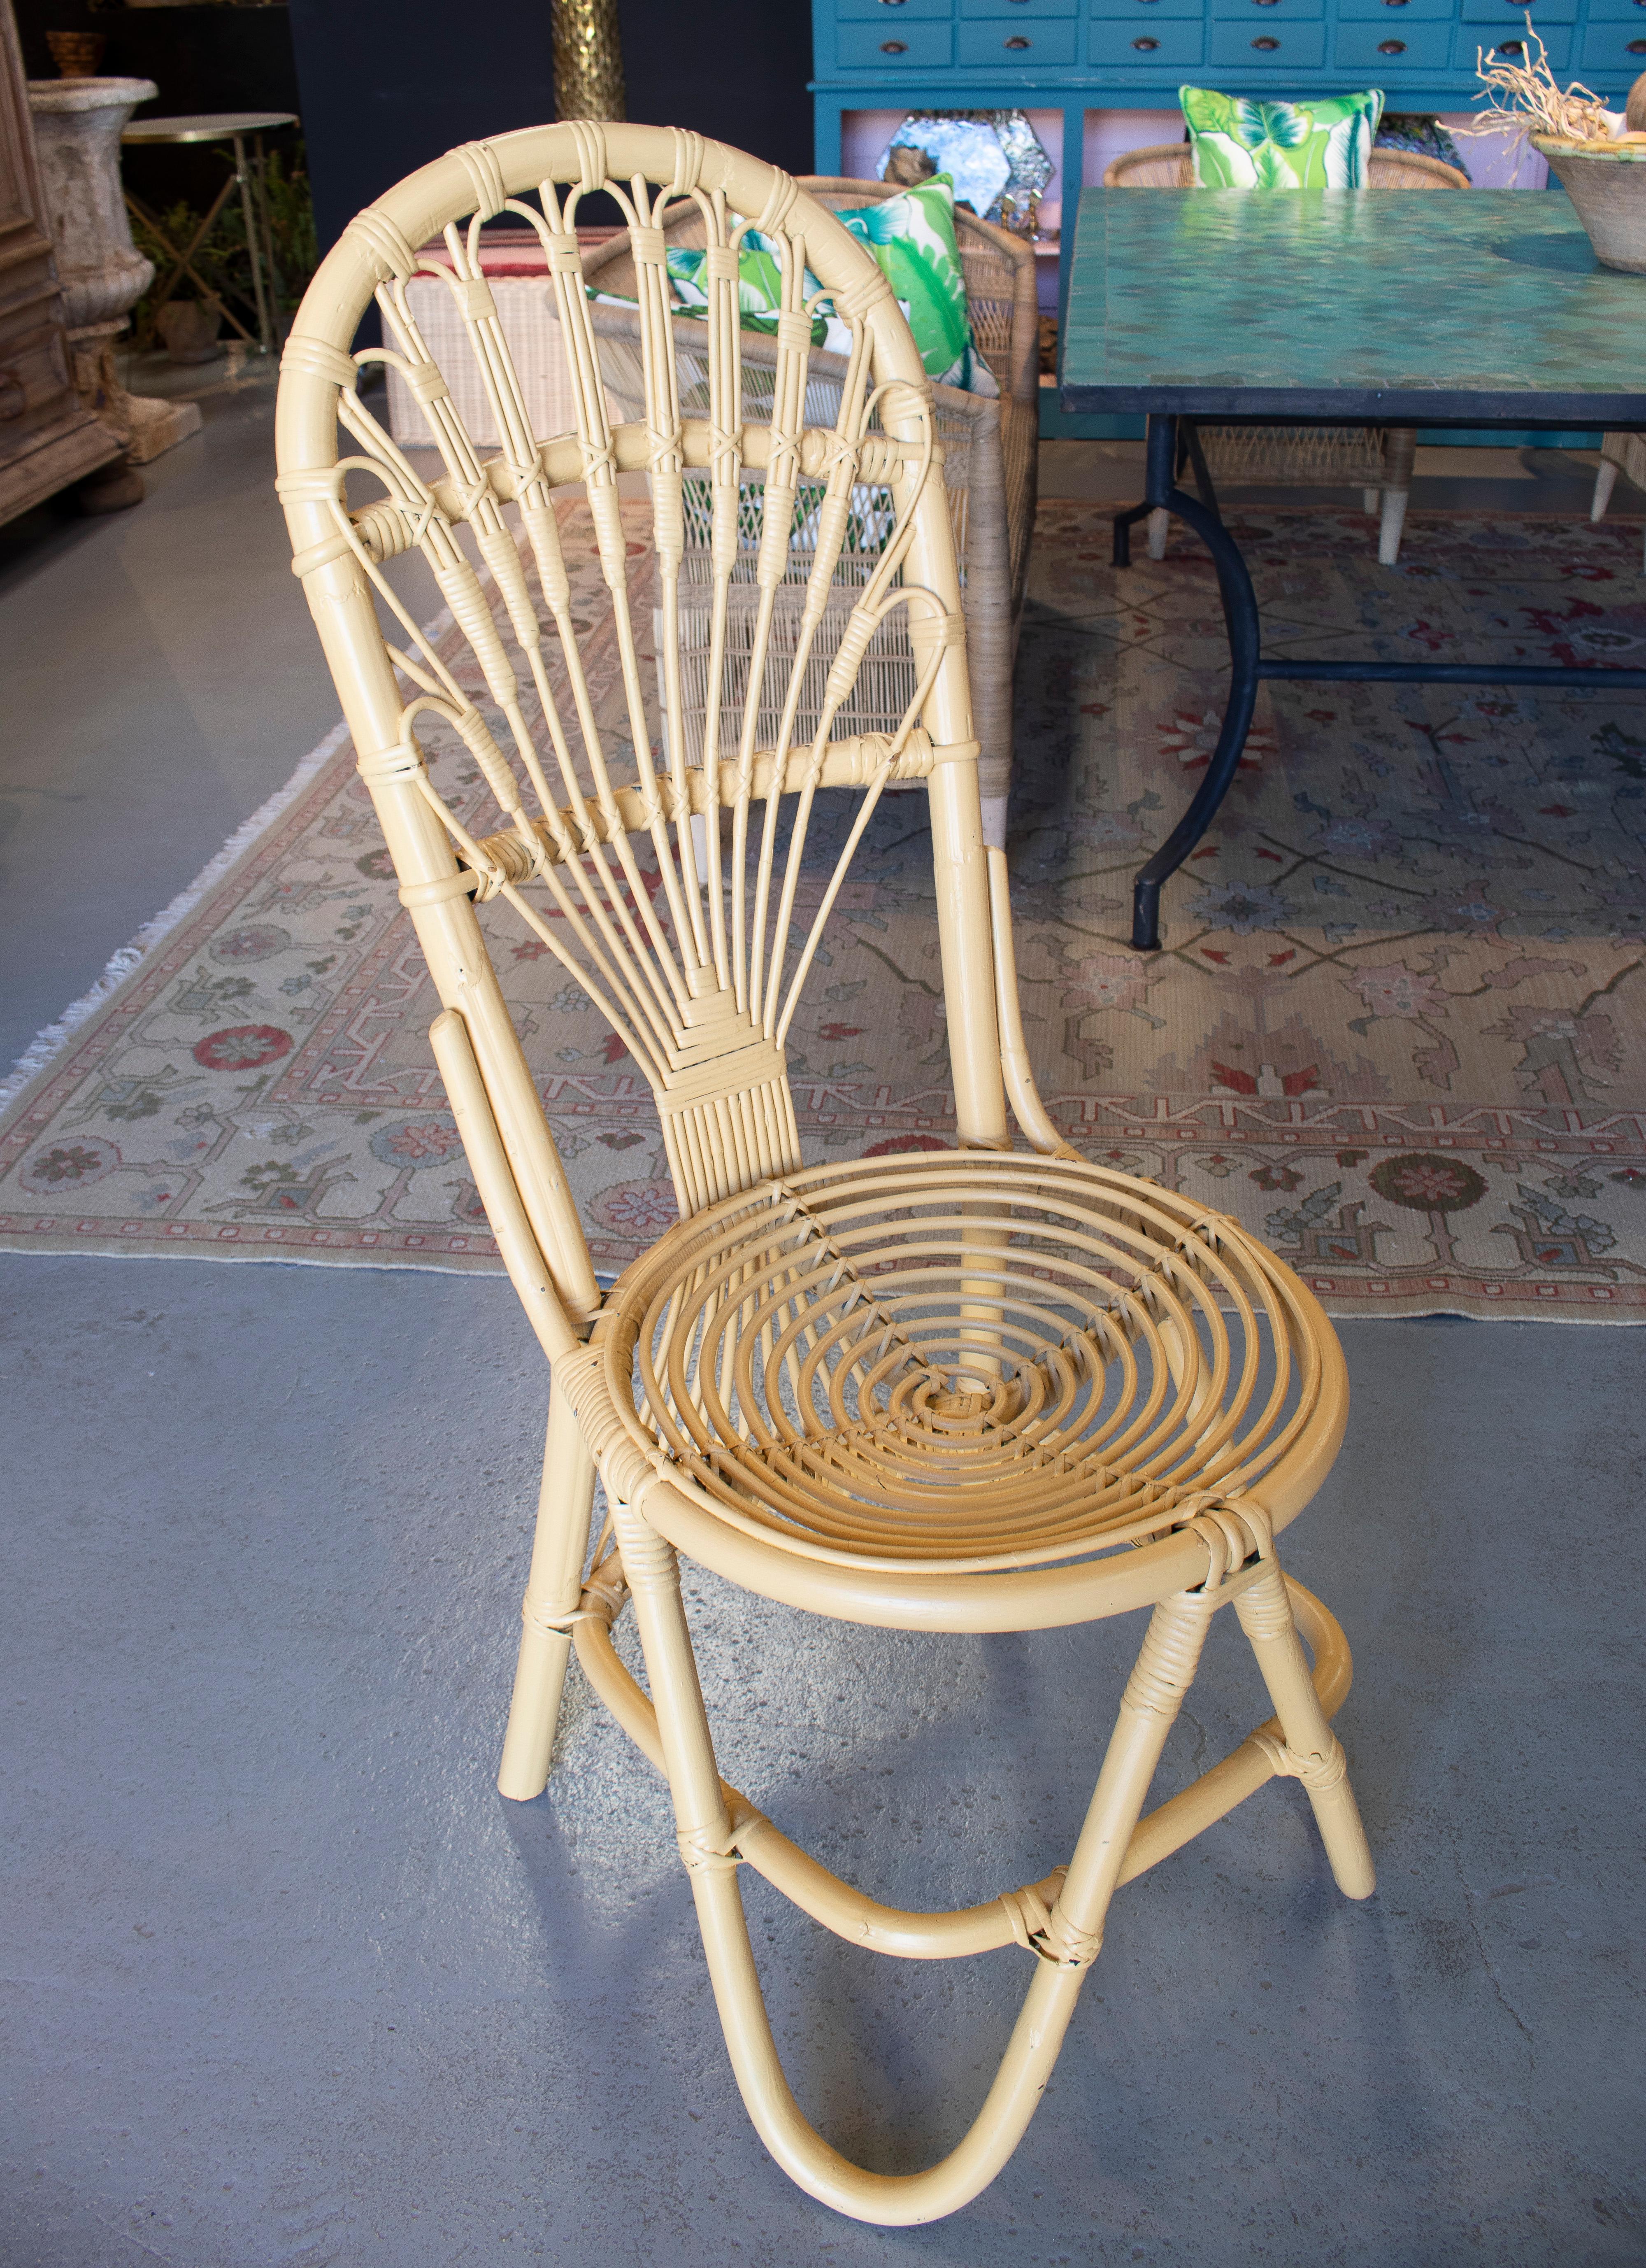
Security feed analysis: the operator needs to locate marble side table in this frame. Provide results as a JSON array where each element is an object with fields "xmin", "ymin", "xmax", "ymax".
[{"xmin": 26, "ymin": 76, "xmax": 200, "ymax": 465}]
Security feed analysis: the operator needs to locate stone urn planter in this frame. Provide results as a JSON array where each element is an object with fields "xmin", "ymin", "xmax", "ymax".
[
  {"xmin": 25, "ymin": 77, "xmax": 201, "ymax": 463},
  {"xmin": 1533, "ymin": 137, "xmax": 1646, "ymax": 274}
]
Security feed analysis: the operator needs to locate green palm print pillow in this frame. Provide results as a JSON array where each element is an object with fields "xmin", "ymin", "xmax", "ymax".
[
  {"xmin": 590, "ymin": 240, "xmax": 831, "ymax": 347},
  {"xmin": 834, "ymin": 174, "xmax": 997, "ymax": 395},
  {"xmin": 1180, "ymin": 87, "xmax": 1385, "ymax": 189},
  {"xmin": 656, "ymin": 240, "xmax": 827, "ymax": 346},
  {"xmin": 593, "ymin": 177, "xmax": 997, "ymax": 394}
]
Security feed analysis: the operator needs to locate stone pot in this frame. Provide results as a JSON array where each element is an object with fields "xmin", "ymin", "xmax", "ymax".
[
  {"xmin": 1533, "ymin": 137, "xmax": 1646, "ymax": 274},
  {"xmin": 26, "ymin": 76, "xmax": 156, "ymax": 329},
  {"xmin": 25, "ymin": 75, "xmax": 202, "ymax": 463},
  {"xmin": 157, "ymin": 299, "xmax": 223, "ymax": 365}
]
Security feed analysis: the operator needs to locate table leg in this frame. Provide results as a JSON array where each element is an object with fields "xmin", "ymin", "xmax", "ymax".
[
  {"xmin": 128, "ymin": 178, "xmax": 252, "ymax": 347},
  {"xmin": 234, "ymin": 133, "xmax": 274, "ymax": 356},
  {"xmin": 255, "ymin": 135, "xmax": 281, "ymax": 349},
  {"xmin": 1114, "ymin": 414, "xmax": 1262, "ymax": 954}
]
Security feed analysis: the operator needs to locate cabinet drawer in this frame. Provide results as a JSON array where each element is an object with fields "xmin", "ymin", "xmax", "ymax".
[
  {"xmin": 1089, "ymin": 15, "xmax": 1207, "ymax": 57},
  {"xmin": 835, "ymin": 19, "xmax": 953, "ymax": 59},
  {"xmin": 958, "ymin": 14, "xmax": 1077, "ymax": 54},
  {"xmin": 1210, "ymin": 0, "xmax": 1323, "ymax": 20},
  {"xmin": 1336, "ymin": 0, "xmax": 1454, "ymax": 21},
  {"xmin": 1586, "ymin": 0, "xmax": 1646, "ymax": 21},
  {"xmin": 1458, "ymin": 20, "xmax": 1569, "ymax": 63},
  {"xmin": 1090, "ymin": 0, "xmax": 1205, "ymax": 18},
  {"xmin": 1207, "ymin": 17, "xmax": 1326, "ymax": 61},
  {"xmin": 1459, "ymin": 0, "xmax": 1575, "ymax": 20},
  {"xmin": 961, "ymin": 0, "xmax": 1076, "ymax": 17},
  {"xmin": 836, "ymin": 0, "xmax": 955, "ymax": 20},
  {"xmin": 1581, "ymin": 18, "xmax": 1646, "ymax": 65},
  {"xmin": 1335, "ymin": 18, "xmax": 1453, "ymax": 63}
]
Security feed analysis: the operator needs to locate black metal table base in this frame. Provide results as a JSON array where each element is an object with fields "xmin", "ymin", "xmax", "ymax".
[{"xmin": 1111, "ymin": 414, "xmax": 1646, "ymax": 952}]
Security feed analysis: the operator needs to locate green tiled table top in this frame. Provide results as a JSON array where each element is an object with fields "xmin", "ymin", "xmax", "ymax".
[{"xmin": 1060, "ymin": 189, "xmax": 1646, "ymax": 425}]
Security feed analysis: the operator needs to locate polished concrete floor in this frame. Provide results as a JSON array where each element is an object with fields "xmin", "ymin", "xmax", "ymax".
[{"xmin": 2, "ymin": 389, "xmax": 1643, "ymax": 2266}]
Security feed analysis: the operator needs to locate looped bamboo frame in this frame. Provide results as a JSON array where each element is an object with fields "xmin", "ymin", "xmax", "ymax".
[{"xmin": 276, "ymin": 120, "xmax": 1372, "ymax": 2228}]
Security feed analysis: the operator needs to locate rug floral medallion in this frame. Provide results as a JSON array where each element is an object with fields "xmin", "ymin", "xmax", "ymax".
[{"xmin": 4, "ymin": 498, "xmax": 1645, "ymax": 1320}]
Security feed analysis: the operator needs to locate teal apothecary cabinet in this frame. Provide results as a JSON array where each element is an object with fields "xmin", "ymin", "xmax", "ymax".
[{"xmin": 810, "ymin": 0, "xmax": 1641, "ymax": 431}]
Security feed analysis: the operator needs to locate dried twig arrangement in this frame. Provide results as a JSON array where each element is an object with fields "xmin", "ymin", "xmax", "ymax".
[{"xmin": 1462, "ymin": 16, "xmax": 1618, "ymax": 145}]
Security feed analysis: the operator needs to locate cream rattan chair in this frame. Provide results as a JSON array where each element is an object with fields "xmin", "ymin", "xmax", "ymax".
[
  {"xmin": 800, "ymin": 177, "xmax": 1041, "ymax": 615},
  {"xmin": 582, "ymin": 180, "xmax": 1035, "ymax": 825},
  {"xmin": 276, "ymin": 121, "xmax": 1373, "ymax": 2227},
  {"xmin": 1106, "ymin": 142, "xmax": 1469, "ymax": 566}
]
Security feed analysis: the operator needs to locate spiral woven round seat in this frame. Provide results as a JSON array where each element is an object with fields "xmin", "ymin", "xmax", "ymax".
[{"xmin": 601, "ymin": 1150, "xmax": 1342, "ymax": 1594}]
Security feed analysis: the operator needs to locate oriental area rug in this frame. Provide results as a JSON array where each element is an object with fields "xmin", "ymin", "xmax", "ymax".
[{"xmin": 4, "ymin": 497, "xmax": 1646, "ymax": 1322}]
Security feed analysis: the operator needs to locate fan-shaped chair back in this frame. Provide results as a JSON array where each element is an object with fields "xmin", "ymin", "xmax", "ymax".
[{"xmin": 277, "ymin": 124, "xmax": 1004, "ymax": 1323}]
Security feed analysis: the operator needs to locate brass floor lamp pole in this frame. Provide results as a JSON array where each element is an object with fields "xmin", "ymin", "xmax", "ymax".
[{"xmin": 552, "ymin": 0, "xmax": 626, "ymax": 121}]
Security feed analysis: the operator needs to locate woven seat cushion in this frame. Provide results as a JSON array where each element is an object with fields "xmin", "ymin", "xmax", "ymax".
[{"xmin": 1181, "ymin": 88, "xmax": 1385, "ymax": 189}]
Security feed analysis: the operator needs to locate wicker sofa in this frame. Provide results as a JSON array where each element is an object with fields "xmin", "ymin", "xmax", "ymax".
[{"xmin": 582, "ymin": 184, "xmax": 1038, "ymax": 824}]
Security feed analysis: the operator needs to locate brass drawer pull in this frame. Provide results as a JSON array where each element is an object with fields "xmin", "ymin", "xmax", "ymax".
[
  {"xmin": 1133, "ymin": 33, "xmax": 1160, "ymax": 45},
  {"xmin": 1378, "ymin": 36, "xmax": 1407, "ymax": 50},
  {"xmin": 880, "ymin": 36, "xmax": 908, "ymax": 49},
  {"xmin": 1252, "ymin": 33, "xmax": 1281, "ymax": 46}
]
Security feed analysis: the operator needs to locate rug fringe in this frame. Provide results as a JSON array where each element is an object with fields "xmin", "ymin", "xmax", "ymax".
[{"xmin": 0, "ymin": 719, "xmax": 355, "ymax": 1114}]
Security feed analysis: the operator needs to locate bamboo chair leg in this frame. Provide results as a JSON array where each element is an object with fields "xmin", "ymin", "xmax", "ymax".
[
  {"xmin": 497, "ymin": 1384, "xmax": 599, "ymax": 1800},
  {"xmin": 1146, "ymin": 507, "xmax": 1169, "ymax": 561},
  {"xmin": 1233, "ymin": 1563, "xmax": 1376, "ymax": 1900},
  {"xmin": 608, "ymin": 1513, "xmax": 1219, "ymax": 2227},
  {"xmin": 1592, "ymin": 457, "xmax": 1619, "ymax": 523}
]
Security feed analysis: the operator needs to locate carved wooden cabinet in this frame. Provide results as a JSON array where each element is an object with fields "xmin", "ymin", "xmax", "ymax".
[{"xmin": 0, "ymin": 0, "xmax": 121, "ymax": 526}]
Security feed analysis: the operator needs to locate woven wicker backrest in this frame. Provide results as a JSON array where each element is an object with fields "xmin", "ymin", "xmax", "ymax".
[
  {"xmin": 1103, "ymin": 144, "xmax": 1468, "ymax": 190},
  {"xmin": 276, "ymin": 126, "xmax": 992, "ymax": 1314},
  {"xmin": 586, "ymin": 181, "xmax": 1039, "ymax": 608},
  {"xmin": 588, "ymin": 300, "xmax": 1005, "ymax": 781},
  {"xmin": 797, "ymin": 179, "xmax": 1041, "ymax": 610}
]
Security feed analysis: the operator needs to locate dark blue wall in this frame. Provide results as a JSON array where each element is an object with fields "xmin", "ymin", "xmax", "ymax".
[
  {"xmin": 13, "ymin": 0, "xmax": 301, "ymax": 213},
  {"xmin": 286, "ymin": 0, "xmax": 814, "ymax": 251}
]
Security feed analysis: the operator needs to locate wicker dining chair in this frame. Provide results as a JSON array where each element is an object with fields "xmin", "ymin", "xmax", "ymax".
[
  {"xmin": 1590, "ymin": 431, "xmax": 1646, "ymax": 569},
  {"xmin": 589, "ymin": 299, "xmax": 1013, "ymax": 829},
  {"xmin": 582, "ymin": 181, "xmax": 1035, "ymax": 827},
  {"xmin": 276, "ymin": 120, "xmax": 1373, "ymax": 2227},
  {"xmin": 1105, "ymin": 142, "xmax": 1468, "ymax": 566}
]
